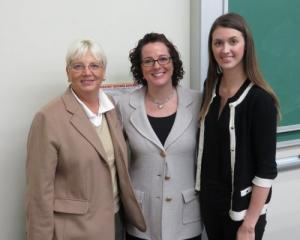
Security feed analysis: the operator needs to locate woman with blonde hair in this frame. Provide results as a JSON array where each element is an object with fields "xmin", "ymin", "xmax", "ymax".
[{"xmin": 26, "ymin": 39, "xmax": 146, "ymax": 240}]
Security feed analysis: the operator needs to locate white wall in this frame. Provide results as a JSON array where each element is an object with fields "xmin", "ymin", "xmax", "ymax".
[
  {"xmin": 265, "ymin": 168, "xmax": 300, "ymax": 240},
  {"xmin": 0, "ymin": 0, "xmax": 190, "ymax": 238},
  {"xmin": 190, "ymin": 0, "xmax": 225, "ymax": 91}
]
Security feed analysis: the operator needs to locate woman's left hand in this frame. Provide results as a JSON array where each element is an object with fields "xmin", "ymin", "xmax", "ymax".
[{"xmin": 236, "ymin": 224, "xmax": 255, "ymax": 240}]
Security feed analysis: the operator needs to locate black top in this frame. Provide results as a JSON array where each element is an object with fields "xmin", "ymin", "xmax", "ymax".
[
  {"xmin": 200, "ymin": 79, "xmax": 278, "ymax": 214},
  {"xmin": 148, "ymin": 112, "xmax": 176, "ymax": 145},
  {"xmin": 201, "ymin": 80, "xmax": 252, "ymax": 203}
]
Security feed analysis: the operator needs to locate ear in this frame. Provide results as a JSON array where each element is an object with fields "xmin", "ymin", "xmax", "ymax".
[
  {"xmin": 66, "ymin": 66, "xmax": 71, "ymax": 82},
  {"xmin": 102, "ymin": 69, "xmax": 106, "ymax": 81}
]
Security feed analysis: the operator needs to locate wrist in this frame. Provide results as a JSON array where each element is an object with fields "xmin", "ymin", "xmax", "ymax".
[{"xmin": 241, "ymin": 221, "xmax": 255, "ymax": 233}]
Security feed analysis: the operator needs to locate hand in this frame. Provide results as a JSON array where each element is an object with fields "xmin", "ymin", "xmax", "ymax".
[{"xmin": 236, "ymin": 223, "xmax": 255, "ymax": 240}]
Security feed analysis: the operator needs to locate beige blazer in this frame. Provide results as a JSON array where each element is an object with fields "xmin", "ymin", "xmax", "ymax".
[{"xmin": 26, "ymin": 87, "xmax": 146, "ymax": 240}]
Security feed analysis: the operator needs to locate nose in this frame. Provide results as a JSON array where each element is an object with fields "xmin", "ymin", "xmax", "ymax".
[
  {"xmin": 222, "ymin": 43, "xmax": 230, "ymax": 53},
  {"xmin": 153, "ymin": 60, "xmax": 161, "ymax": 68},
  {"xmin": 82, "ymin": 66, "xmax": 93, "ymax": 74}
]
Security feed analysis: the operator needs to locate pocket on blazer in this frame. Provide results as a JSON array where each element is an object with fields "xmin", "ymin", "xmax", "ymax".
[
  {"xmin": 54, "ymin": 198, "xmax": 89, "ymax": 214},
  {"xmin": 182, "ymin": 189, "xmax": 200, "ymax": 224},
  {"xmin": 134, "ymin": 189, "xmax": 145, "ymax": 210}
]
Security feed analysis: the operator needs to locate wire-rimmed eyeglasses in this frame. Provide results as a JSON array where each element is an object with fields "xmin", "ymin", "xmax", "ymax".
[{"xmin": 69, "ymin": 62, "xmax": 103, "ymax": 73}]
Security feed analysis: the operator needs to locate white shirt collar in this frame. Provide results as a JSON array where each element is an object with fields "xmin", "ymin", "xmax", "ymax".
[{"xmin": 71, "ymin": 88, "xmax": 114, "ymax": 127}]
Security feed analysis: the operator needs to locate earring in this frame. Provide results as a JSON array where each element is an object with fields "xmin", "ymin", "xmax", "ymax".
[{"xmin": 217, "ymin": 65, "xmax": 223, "ymax": 75}]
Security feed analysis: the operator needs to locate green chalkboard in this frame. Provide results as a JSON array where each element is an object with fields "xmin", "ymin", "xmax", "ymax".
[{"xmin": 229, "ymin": 0, "xmax": 300, "ymax": 142}]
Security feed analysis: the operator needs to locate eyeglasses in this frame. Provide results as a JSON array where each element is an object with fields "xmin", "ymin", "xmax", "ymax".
[
  {"xmin": 141, "ymin": 56, "xmax": 172, "ymax": 67},
  {"xmin": 69, "ymin": 63, "xmax": 103, "ymax": 73}
]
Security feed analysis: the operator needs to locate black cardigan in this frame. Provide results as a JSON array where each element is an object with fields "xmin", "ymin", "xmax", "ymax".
[{"xmin": 195, "ymin": 80, "xmax": 278, "ymax": 221}]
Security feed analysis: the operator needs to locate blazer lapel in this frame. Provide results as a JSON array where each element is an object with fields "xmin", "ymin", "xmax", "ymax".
[
  {"xmin": 129, "ymin": 88, "xmax": 164, "ymax": 150},
  {"xmin": 164, "ymin": 86, "xmax": 193, "ymax": 149},
  {"xmin": 105, "ymin": 109, "xmax": 128, "ymax": 167},
  {"xmin": 62, "ymin": 87, "xmax": 108, "ymax": 161}
]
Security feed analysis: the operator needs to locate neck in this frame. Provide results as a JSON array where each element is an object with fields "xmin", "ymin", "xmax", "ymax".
[
  {"xmin": 83, "ymin": 98, "xmax": 100, "ymax": 114},
  {"xmin": 218, "ymin": 69, "xmax": 247, "ymax": 99},
  {"xmin": 73, "ymin": 89, "xmax": 100, "ymax": 114},
  {"xmin": 146, "ymin": 84, "xmax": 175, "ymax": 110},
  {"xmin": 147, "ymin": 84, "xmax": 174, "ymax": 101},
  {"xmin": 221, "ymin": 68, "xmax": 247, "ymax": 88}
]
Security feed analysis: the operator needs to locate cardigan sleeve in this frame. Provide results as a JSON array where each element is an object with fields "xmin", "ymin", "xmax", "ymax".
[{"xmin": 251, "ymin": 89, "xmax": 278, "ymax": 187}]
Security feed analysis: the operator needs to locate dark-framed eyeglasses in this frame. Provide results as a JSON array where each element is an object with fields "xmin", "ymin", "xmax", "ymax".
[
  {"xmin": 69, "ymin": 62, "xmax": 103, "ymax": 73},
  {"xmin": 141, "ymin": 56, "xmax": 172, "ymax": 67}
]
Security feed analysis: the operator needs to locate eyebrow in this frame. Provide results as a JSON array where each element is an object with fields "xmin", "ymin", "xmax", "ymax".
[{"xmin": 213, "ymin": 35, "xmax": 240, "ymax": 40}]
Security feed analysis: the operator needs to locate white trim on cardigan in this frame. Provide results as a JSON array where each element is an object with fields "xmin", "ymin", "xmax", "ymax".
[
  {"xmin": 195, "ymin": 91, "xmax": 216, "ymax": 191},
  {"xmin": 228, "ymin": 82, "xmax": 254, "ymax": 211},
  {"xmin": 252, "ymin": 176, "xmax": 274, "ymax": 188},
  {"xmin": 229, "ymin": 203, "xmax": 269, "ymax": 221}
]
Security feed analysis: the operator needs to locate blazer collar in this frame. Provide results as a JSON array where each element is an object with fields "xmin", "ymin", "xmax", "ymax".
[
  {"xmin": 61, "ymin": 86, "xmax": 108, "ymax": 161},
  {"xmin": 129, "ymin": 85, "xmax": 194, "ymax": 150}
]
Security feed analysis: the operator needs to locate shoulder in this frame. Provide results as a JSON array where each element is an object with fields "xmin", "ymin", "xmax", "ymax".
[
  {"xmin": 29, "ymin": 95, "xmax": 65, "ymax": 134},
  {"xmin": 113, "ymin": 92, "xmax": 131, "ymax": 105},
  {"xmin": 104, "ymin": 92, "xmax": 115, "ymax": 105},
  {"xmin": 37, "ymin": 95, "xmax": 64, "ymax": 117},
  {"xmin": 115, "ymin": 86, "xmax": 145, "ymax": 108},
  {"xmin": 249, "ymin": 85, "xmax": 275, "ymax": 107},
  {"xmin": 177, "ymin": 85, "xmax": 202, "ymax": 108},
  {"xmin": 178, "ymin": 85, "xmax": 201, "ymax": 97},
  {"xmin": 32, "ymin": 88, "xmax": 74, "ymax": 124},
  {"xmin": 246, "ymin": 85, "xmax": 277, "ymax": 120}
]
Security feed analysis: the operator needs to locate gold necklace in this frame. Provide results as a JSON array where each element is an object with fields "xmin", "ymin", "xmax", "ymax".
[{"xmin": 147, "ymin": 90, "xmax": 175, "ymax": 109}]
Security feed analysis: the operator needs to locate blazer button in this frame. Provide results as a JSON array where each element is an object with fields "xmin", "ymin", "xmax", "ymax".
[
  {"xmin": 165, "ymin": 197, "xmax": 172, "ymax": 202},
  {"xmin": 165, "ymin": 176, "xmax": 170, "ymax": 180},
  {"xmin": 160, "ymin": 150, "xmax": 166, "ymax": 157}
]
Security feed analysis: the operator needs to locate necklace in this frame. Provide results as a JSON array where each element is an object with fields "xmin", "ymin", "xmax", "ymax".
[{"xmin": 147, "ymin": 89, "xmax": 175, "ymax": 109}]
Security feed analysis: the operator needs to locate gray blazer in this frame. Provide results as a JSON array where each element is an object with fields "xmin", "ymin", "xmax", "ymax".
[{"xmin": 117, "ymin": 86, "xmax": 203, "ymax": 240}]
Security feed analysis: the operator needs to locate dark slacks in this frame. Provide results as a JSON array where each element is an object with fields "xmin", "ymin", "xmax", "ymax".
[
  {"xmin": 115, "ymin": 211, "xmax": 124, "ymax": 240},
  {"xmin": 126, "ymin": 233, "xmax": 201, "ymax": 240},
  {"xmin": 200, "ymin": 187, "xmax": 266, "ymax": 240}
]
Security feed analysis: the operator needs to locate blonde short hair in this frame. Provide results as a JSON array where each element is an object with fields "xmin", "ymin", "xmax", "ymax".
[{"xmin": 65, "ymin": 39, "xmax": 107, "ymax": 69}]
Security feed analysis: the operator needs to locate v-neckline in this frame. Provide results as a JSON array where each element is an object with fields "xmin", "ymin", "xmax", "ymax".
[{"xmin": 216, "ymin": 79, "xmax": 250, "ymax": 120}]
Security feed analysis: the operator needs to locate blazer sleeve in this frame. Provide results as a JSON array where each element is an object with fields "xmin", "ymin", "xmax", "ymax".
[
  {"xmin": 251, "ymin": 89, "xmax": 278, "ymax": 186},
  {"xmin": 26, "ymin": 111, "xmax": 58, "ymax": 240}
]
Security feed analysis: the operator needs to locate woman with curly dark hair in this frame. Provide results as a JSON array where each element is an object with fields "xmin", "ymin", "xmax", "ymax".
[
  {"xmin": 129, "ymin": 33, "xmax": 184, "ymax": 87},
  {"xmin": 117, "ymin": 32, "xmax": 203, "ymax": 240}
]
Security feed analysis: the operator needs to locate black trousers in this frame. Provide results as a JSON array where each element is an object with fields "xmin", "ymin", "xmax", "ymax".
[
  {"xmin": 126, "ymin": 233, "xmax": 201, "ymax": 240},
  {"xmin": 115, "ymin": 211, "xmax": 124, "ymax": 240},
  {"xmin": 200, "ymin": 188, "xmax": 266, "ymax": 240}
]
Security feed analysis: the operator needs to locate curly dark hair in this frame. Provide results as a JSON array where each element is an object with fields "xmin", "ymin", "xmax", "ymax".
[{"xmin": 129, "ymin": 32, "xmax": 184, "ymax": 86}]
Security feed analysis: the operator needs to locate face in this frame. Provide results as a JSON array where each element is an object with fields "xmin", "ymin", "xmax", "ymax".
[
  {"xmin": 66, "ymin": 51, "xmax": 105, "ymax": 98},
  {"xmin": 211, "ymin": 27, "xmax": 245, "ymax": 72},
  {"xmin": 141, "ymin": 42, "xmax": 174, "ymax": 88}
]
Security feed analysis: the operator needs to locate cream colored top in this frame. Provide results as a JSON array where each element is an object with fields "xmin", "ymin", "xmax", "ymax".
[{"xmin": 95, "ymin": 115, "xmax": 120, "ymax": 213}]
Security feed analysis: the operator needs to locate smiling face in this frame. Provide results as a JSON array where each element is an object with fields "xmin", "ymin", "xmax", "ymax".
[
  {"xmin": 212, "ymin": 27, "xmax": 245, "ymax": 73},
  {"xmin": 141, "ymin": 42, "xmax": 174, "ymax": 88},
  {"xmin": 66, "ymin": 51, "xmax": 105, "ymax": 99}
]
